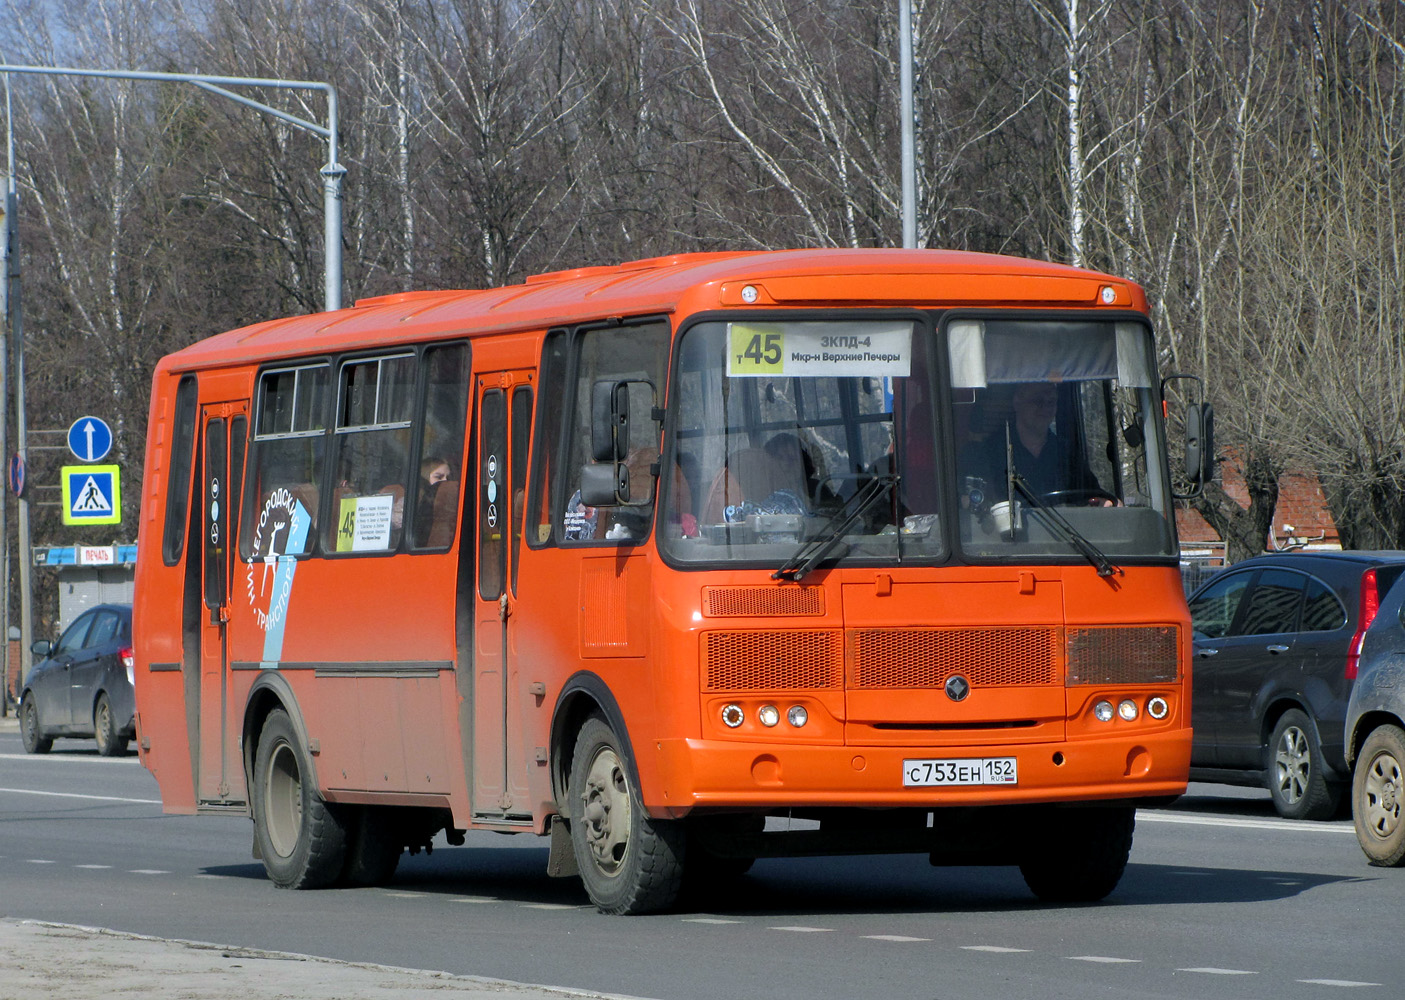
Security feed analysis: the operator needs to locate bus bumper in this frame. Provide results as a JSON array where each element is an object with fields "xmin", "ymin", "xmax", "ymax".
[{"xmin": 648, "ymin": 728, "xmax": 1191, "ymax": 816}]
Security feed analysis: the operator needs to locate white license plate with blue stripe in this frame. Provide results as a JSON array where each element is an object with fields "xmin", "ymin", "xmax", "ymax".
[{"xmin": 902, "ymin": 757, "xmax": 1018, "ymax": 786}]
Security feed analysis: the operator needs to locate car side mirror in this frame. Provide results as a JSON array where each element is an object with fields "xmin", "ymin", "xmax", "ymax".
[{"xmin": 31, "ymin": 639, "xmax": 53, "ymax": 657}]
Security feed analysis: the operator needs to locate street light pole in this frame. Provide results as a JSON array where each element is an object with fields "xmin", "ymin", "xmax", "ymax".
[
  {"xmin": 0, "ymin": 64, "xmax": 344, "ymax": 312},
  {"xmin": 899, "ymin": 0, "xmax": 917, "ymax": 250}
]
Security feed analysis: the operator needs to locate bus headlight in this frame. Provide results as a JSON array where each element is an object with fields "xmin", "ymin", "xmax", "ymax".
[
  {"xmin": 1093, "ymin": 700, "xmax": 1114, "ymax": 722},
  {"xmin": 758, "ymin": 705, "xmax": 780, "ymax": 727},
  {"xmin": 787, "ymin": 705, "xmax": 808, "ymax": 728},
  {"xmin": 1118, "ymin": 699, "xmax": 1139, "ymax": 721},
  {"xmin": 721, "ymin": 704, "xmax": 744, "ymax": 728},
  {"xmin": 1147, "ymin": 696, "xmax": 1169, "ymax": 720}
]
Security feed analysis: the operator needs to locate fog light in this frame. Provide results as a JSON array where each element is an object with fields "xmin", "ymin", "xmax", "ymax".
[
  {"xmin": 758, "ymin": 705, "xmax": 780, "ymax": 727},
  {"xmin": 787, "ymin": 705, "xmax": 808, "ymax": 728},
  {"xmin": 1118, "ymin": 699, "xmax": 1139, "ymax": 721},
  {"xmin": 1147, "ymin": 696, "xmax": 1169, "ymax": 720},
  {"xmin": 721, "ymin": 704, "xmax": 744, "ymax": 728},
  {"xmin": 1094, "ymin": 700, "xmax": 1114, "ymax": 722}
]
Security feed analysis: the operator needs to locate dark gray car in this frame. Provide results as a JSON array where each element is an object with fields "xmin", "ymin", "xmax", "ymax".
[
  {"xmin": 1344, "ymin": 576, "xmax": 1405, "ymax": 865},
  {"xmin": 19, "ymin": 603, "xmax": 135, "ymax": 756},
  {"xmin": 1187, "ymin": 552, "xmax": 1405, "ymax": 819}
]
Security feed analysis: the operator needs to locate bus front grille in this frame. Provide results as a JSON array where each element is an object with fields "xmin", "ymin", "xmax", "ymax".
[
  {"xmin": 703, "ymin": 630, "xmax": 843, "ymax": 690},
  {"xmin": 1066, "ymin": 625, "xmax": 1180, "ymax": 684},
  {"xmin": 849, "ymin": 627, "xmax": 1059, "ymax": 689},
  {"xmin": 703, "ymin": 586, "xmax": 826, "ymax": 617}
]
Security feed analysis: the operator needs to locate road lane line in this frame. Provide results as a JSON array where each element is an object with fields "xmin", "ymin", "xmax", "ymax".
[
  {"xmin": 770, "ymin": 926, "xmax": 834, "ymax": 933},
  {"xmin": 25, "ymin": 859, "xmax": 55, "ymax": 864},
  {"xmin": 73, "ymin": 864, "xmax": 112, "ymax": 870},
  {"xmin": 1069, "ymin": 955, "xmax": 1140, "ymax": 963},
  {"xmin": 1179, "ymin": 967, "xmax": 1258, "ymax": 975},
  {"xmin": 1297, "ymin": 980, "xmax": 1381, "ymax": 988},
  {"xmin": 683, "ymin": 918, "xmax": 742, "ymax": 924},
  {"xmin": 963, "ymin": 945, "xmax": 1031, "ymax": 953},
  {"xmin": 1140, "ymin": 811, "xmax": 1354, "ymax": 834},
  {"xmin": 864, "ymin": 935, "xmax": 931, "ymax": 942},
  {"xmin": 0, "ymin": 787, "xmax": 160, "ymax": 805},
  {"xmin": 127, "ymin": 869, "xmax": 170, "ymax": 875},
  {"xmin": 0, "ymin": 753, "xmax": 137, "ymax": 765}
]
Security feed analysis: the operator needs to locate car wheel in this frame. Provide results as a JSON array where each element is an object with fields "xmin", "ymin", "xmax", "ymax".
[
  {"xmin": 20, "ymin": 693, "xmax": 53, "ymax": 754},
  {"xmin": 568, "ymin": 715, "xmax": 685, "ymax": 914},
  {"xmin": 252, "ymin": 708, "xmax": 347, "ymax": 889},
  {"xmin": 1353, "ymin": 724, "xmax": 1405, "ymax": 867},
  {"xmin": 1019, "ymin": 805, "xmax": 1135, "ymax": 903},
  {"xmin": 93, "ymin": 693, "xmax": 129, "ymax": 757},
  {"xmin": 1267, "ymin": 709, "xmax": 1341, "ymax": 821}
]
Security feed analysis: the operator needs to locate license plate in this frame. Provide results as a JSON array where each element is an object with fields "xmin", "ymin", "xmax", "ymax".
[{"xmin": 902, "ymin": 757, "xmax": 1018, "ymax": 787}]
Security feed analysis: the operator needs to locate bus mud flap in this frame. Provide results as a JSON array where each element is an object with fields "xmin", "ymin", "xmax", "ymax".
[{"xmin": 546, "ymin": 815, "xmax": 580, "ymax": 878}]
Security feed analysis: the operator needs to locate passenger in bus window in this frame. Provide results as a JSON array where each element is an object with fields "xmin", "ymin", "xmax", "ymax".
[{"xmin": 412, "ymin": 457, "xmax": 453, "ymax": 546}]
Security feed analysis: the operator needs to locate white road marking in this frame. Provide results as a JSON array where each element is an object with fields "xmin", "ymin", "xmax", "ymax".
[
  {"xmin": 449, "ymin": 897, "xmax": 498, "ymax": 904},
  {"xmin": 1297, "ymin": 980, "xmax": 1381, "ymax": 988},
  {"xmin": 73, "ymin": 864, "xmax": 111, "ymax": 870},
  {"xmin": 683, "ymin": 918, "xmax": 742, "ymax": 924},
  {"xmin": 127, "ymin": 869, "xmax": 169, "ymax": 875},
  {"xmin": 962, "ymin": 945, "xmax": 1031, "ymax": 953},
  {"xmin": 1140, "ymin": 811, "xmax": 1354, "ymax": 834},
  {"xmin": 864, "ymin": 935, "xmax": 931, "ymax": 942},
  {"xmin": 194, "ymin": 874, "xmax": 227, "ymax": 880},
  {"xmin": 1069, "ymin": 955, "xmax": 1140, "ymax": 964},
  {"xmin": 0, "ymin": 753, "xmax": 136, "ymax": 765},
  {"xmin": 1179, "ymin": 967, "xmax": 1258, "ymax": 975},
  {"xmin": 25, "ymin": 859, "xmax": 55, "ymax": 864},
  {"xmin": 385, "ymin": 892, "xmax": 426, "ymax": 898},
  {"xmin": 770, "ymin": 926, "xmax": 834, "ymax": 933},
  {"xmin": 0, "ymin": 786, "xmax": 160, "ymax": 805}
]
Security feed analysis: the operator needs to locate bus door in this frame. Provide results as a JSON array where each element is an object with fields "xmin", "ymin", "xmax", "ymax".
[
  {"xmin": 471, "ymin": 372, "xmax": 535, "ymax": 821},
  {"xmin": 197, "ymin": 402, "xmax": 248, "ymax": 805}
]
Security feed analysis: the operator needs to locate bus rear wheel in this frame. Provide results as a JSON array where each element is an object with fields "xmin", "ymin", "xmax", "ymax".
[
  {"xmin": 568, "ymin": 716, "xmax": 685, "ymax": 914},
  {"xmin": 1018, "ymin": 805, "xmax": 1134, "ymax": 903},
  {"xmin": 253, "ymin": 708, "xmax": 347, "ymax": 889}
]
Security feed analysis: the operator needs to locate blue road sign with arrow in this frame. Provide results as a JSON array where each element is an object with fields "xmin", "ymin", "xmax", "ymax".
[{"xmin": 67, "ymin": 416, "xmax": 113, "ymax": 463}]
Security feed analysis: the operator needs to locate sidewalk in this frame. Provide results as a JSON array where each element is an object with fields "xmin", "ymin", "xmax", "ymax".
[{"xmin": 0, "ymin": 920, "xmax": 637, "ymax": 1000}]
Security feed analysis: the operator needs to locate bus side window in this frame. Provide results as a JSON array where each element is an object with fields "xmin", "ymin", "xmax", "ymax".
[
  {"xmin": 560, "ymin": 321, "xmax": 669, "ymax": 545},
  {"xmin": 326, "ymin": 354, "xmax": 416, "ymax": 554},
  {"xmin": 162, "ymin": 375, "xmax": 199, "ymax": 566},
  {"xmin": 243, "ymin": 364, "xmax": 329, "ymax": 560},
  {"xmin": 411, "ymin": 343, "xmax": 471, "ymax": 550},
  {"xmin": 526, "ymin": 331, "xmax": 567, "ymax": 547}
]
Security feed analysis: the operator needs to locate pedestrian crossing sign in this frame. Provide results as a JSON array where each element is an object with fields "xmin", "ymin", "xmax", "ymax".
[{"xmin": 61, "ymin": 464, "xmax": 121, "ymax": 525}]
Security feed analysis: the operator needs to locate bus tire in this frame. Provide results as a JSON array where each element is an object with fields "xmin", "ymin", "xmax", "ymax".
[
  {"xmin": 1353, "ymin": 724, "xmax": 1405, "ymax": 867},
  {"xmin": 340, "ymin": 807, "xmax": 402, "ymax": 887},
  {"xmin": 252, "ymin": 708, "xmax": 347, "ymax": 889},
  {"xmin": 94, "ymin": 693, "xmax": 129, "ymax": 757},
  {"xmin": 1018, "ymin": 805, "xmax": 1134, "ymax": 903},
  {"xmin": 568, "ymin": 716, "xmax": 685, "ymax": 914}
]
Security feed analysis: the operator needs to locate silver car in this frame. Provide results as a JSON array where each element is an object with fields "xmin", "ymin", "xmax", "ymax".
[
  {"xmin": 19, "ymin": 603, "xmax": 135, "ymax": 756},
  {"xmin": 1345, "ymin": 579, "xmax": 1405, "ymax": 865}
]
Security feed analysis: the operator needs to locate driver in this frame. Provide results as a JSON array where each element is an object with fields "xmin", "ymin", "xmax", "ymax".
[{"xmin": 973, "ymin": 381, "xmax": 1107, "ymax": 502}]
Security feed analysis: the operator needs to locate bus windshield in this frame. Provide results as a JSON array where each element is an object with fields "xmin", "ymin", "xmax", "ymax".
[{"xmin": 660, "ymin": 314, "xmax": 1176, "ymax": 567}]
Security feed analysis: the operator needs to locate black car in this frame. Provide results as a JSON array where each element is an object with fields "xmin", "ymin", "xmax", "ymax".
[
  {"xmin": 1187, "ymin": 552, "xmax": 1405, "ymax": 819},
  {"xmin": 19, "ymin": 603, "xmax": 135, "ymax": 756}
]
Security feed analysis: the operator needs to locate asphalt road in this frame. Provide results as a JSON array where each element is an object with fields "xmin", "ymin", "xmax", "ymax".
[{"xmin": 1, "ymin": 723, "xmax": 1398, "ymax": 1000}]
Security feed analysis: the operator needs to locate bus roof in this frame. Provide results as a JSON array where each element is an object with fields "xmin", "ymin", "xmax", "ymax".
[{"xmin": 159, "ymin": 248, "xmax": 1147, "ymax": 372}]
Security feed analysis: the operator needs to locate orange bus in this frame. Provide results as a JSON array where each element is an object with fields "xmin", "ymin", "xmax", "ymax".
[{"xmin": 133, "ymin": 248, "xmax": 1207, "ymax": 914}]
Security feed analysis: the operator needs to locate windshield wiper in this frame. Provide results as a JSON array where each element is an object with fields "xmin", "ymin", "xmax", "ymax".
[
  {"xmin": 1008, "ymin": 473, "xmax": 1122, "ymax": 580},
  {"xmin": 773, "ymin": 474, "xmax": 897, "ymax": 583}
]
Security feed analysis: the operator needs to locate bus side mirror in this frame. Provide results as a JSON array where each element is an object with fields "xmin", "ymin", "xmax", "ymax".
[
  {"xmin": 591, "ymin": 380, "xmax": 629, "ymax": 463},
  {"xmin": 581, "ymin": 461, "xmax": 628, "ymax": 507},
  {"xmin": 1184, "ymin": 402, "xmax": 1215, "ymax": 486}
]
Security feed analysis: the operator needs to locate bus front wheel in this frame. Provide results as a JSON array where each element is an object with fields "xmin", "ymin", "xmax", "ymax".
[
  {"xmin": 252, "ymin": 708, "xmax": 347, "ymax": 889},
  {"xmin": 568, "ymin": 716, "xmax": 685, "ymax": 914},
  {"xmin": 1018, "ymin": 805, "xmax": 1134, "ymax": 903}
]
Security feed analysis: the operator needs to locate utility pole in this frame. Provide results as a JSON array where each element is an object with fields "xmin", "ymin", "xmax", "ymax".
[
  {"xmin": 899, "ymin": 0, "xmax": 917, "ymax": 249},
  {"xmin": 0, "ymin": 74, "xmax": 9, "ymax": 713}
]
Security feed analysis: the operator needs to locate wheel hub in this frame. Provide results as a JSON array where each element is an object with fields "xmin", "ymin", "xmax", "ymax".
[
  {"xmin": 1275, "ymin": 726, "xmax": 1310, "ymax": 803},
  {"xmin": 580, "ymin": 747, "xmax": 631, "ymax": 876},
  {"xmin": 1364, "ymin": 753, "xmax": 1403, "ymax": 838}
]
